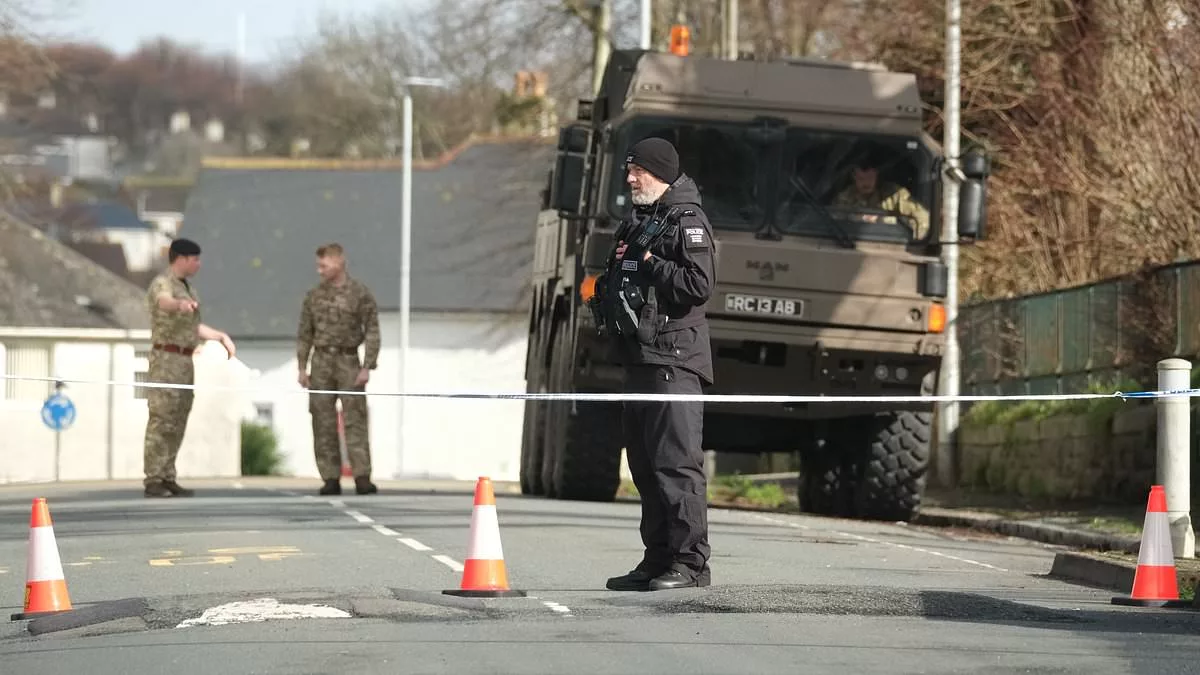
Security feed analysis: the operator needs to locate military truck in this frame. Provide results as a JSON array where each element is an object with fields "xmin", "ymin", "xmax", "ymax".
[{"xmin": 519, "ymin": 41, "xmax": 989, "ymax": 523}]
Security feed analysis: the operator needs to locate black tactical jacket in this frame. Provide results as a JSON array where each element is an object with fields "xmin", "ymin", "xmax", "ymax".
[{"xmin": 600, "ymin": 173, "xmax": 717, "ymax": 385}]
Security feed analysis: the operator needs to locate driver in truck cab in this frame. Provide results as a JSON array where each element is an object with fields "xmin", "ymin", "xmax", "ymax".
[{"xmin": 832, "ymin": 153, "xmax": 930, "ymax": 239}]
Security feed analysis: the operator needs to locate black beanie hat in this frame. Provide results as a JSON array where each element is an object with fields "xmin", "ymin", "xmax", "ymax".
[{"xmin": 626, "ymin": 137, "xmax": 680, "ymax": 184}]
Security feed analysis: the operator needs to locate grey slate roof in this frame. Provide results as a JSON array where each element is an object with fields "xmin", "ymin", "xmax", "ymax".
[
  {"xmin": 138, "ymin": 185, "xmax": 191, "ymax": 213},
  {"xmin": 179, "ymin": 136, "xmax": 555, "ymax": 338},
  {"xmin": 0, "ymin": 215, "xmax": 151, "ymax": 330}
]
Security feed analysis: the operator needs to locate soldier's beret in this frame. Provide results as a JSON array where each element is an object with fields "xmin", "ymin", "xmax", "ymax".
[{"xmin": 169, "ymin": 238, "xmax": 201, "ymax": 256}]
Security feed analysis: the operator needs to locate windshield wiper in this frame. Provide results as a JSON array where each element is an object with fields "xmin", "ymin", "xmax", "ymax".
[{"xmin": 781, "ymin": 175, "xmax": 856, "ymax": 249}]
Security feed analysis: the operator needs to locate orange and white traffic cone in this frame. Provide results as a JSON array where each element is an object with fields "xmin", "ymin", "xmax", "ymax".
[
  {"xmin": 10, "ymin": 498, "xmax": 74, "ymax": 621},
  {"xmin": 443, "ymin": 477, "xmax": 526, "ymax": 598},
  {"xmin": 1112, "ymin": 485, "xmax": 1191, "ymax": 608}
]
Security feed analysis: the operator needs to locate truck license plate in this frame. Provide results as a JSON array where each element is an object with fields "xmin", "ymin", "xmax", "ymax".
[{"xmin": 724, "ymin": 294, "xmax": 804, "ymax": 316}]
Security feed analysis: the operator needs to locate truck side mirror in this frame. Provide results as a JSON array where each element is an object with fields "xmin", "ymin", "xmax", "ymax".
[
  {"xmin": 956, "ymin": 150, "xmax": 990, "ymax": 241},
  {"xmin": 549, "ymin": 124, "xmax": 591, "ymax": 215}
]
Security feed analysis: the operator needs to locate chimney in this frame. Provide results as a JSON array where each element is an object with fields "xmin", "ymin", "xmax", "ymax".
[
  {"xmin": 170, "ymin": 110, "xmax": 191, "ymax": 134},
  {"xmin": 205, "ymin": 118, "xmax": 225, "ymax": 143},
  {"xmin": 514, "ymin": 71, "xmax": 531, "ymax": 98}
]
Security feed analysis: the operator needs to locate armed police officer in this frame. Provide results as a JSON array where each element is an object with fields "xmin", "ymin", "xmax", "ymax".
[{"xmin": 591, "ymin": 137, "xmax": 716, "ymax": 592}]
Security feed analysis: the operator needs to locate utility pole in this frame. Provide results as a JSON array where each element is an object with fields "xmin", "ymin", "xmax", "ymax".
[
  {"xmin": 592, "ymin": 0, "xmax": 612, "ymax": 95},
  {"xmin": 640, "ymin": 0, "xmax": 651, "ymax": 49},
  {"xmin": 936, "ymin": 0, "xmax": 962, "ymax": 488},
  {"xmin": 724, "ymin": 0, "xmax": 739, "ymax": 60},
  {"xmin": 235, "ymin": 12, "xmax": 246, "ymax": 104}
]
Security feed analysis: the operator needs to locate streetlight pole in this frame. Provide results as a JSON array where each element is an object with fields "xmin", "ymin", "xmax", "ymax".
[
  {"xmin": 936, "ymin": 0, "xmax": 962, "ymax": 488},
  {"xmin": 397, "ymin": 75, "xmax": 447, "ymax": 479},
  {"xmin": 640, "ymin": 0, "xmax": 651, "ymax": 49},
  {"xmin": 724, "ymin": 0, "xmax": 739, "ymax": 60}
]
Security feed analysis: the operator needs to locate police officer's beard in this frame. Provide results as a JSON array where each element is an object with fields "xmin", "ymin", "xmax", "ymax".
[{"xmin": 631, "ymin": 183, "xmax": 667, "ymax": 206}]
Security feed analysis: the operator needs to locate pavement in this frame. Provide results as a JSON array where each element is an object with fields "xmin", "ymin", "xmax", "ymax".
[
  {"xmin": 2, "ymin": 476, "xmax": 1200, "ymax": 674},
  {"xmin": 911, "ymin": 497, "xmax": 1200, "ymax": 598},
  {"xmin": 732, "ymin": 473, "xmax": 1200, "ymax": 598}
]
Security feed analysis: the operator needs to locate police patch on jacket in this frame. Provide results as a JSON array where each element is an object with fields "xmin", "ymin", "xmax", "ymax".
[{"xmin": 683, "ymin": 225, "xmax": 708, "ymax": 250}]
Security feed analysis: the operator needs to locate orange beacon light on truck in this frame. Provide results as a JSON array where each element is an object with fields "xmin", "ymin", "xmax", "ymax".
[{"xmin": 669, "ymin": 25, "xmax": 690, "ymax": 56}]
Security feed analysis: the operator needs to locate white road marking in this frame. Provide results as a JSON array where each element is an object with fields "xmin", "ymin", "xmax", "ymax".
[
  {"xmin": 542, "ymin": 601, "xmax": 573, "ymax": 616},
  {"xmin": 749, "ymin": 514, "xmax": 1009, "ymax": 572},
  {"xmin": 399, "ymin": 538, "xmax": 433, "ymax": 552},
  {"xmin": 302, "ymin": 495, "xmax": 316, "ymax": 501},
  {"xmin": 232, "ymin": 481, "xmax": 245, "ymax": 490},
  {"xmin": 431, "ymin": 555, "xmax": 465, "ymax": 572},
  {"xmin": 174, "ymin": 598, "xmax": 350, "ymax": 628},
  {"xmin": 344, "ymin": 510, "xmax": 374, "ymax": 524},
  {"xmin": 313, "ymin": 494, "xmax": 470, "ymax": 579}
]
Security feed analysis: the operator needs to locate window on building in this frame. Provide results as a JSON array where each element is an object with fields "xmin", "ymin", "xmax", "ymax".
[
  {"xmin": 254, "ymin": 403, "xmax": 274, "ymax": 427},
  {"xmin": 132, "ymin": 349, "xmax": 150, "ymax": 400},
  {"xmin": 4, "ymin": 343, "xmax": 51, "ymax": 403}
]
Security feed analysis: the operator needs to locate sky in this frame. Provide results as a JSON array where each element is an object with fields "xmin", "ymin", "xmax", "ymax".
[{"xmin": 39, "ymin": 0, "xmax": 430, "ymax": 64}]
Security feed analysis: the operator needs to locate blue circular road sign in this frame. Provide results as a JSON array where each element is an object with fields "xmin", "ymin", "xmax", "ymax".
[{"xmin": 41, "ymin": 393, "xmax": 76, "ymax": 432}]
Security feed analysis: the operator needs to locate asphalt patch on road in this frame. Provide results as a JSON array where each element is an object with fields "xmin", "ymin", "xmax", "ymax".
[
  {"xmin": 5, "ymin": 588, "xmax": 559, "ymax": 637},
  {"xmin": 596, "ymin": 584, "xmax": 1200, "ymax": 634},
  {"xmin": 600, "ymin": 584, "xmax": 1089, "ymax": 623},
  {"xmin": 23, "ymin": 598, "xmax": 148, "ymax": 636}
]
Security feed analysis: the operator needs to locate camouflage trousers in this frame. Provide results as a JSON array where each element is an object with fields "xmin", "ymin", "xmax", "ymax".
[
  {"xmin": 309, "ymin": 352, "xmax": 372, "ymax": 480},
  {"xmin": 143, "ymin": 350, "xmax": 195, "ymax": 486}
]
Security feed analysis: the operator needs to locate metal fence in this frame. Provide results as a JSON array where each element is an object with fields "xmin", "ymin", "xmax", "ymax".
[{"xmin": 959, "ymin": 259, "xmax": 1200, "ymax": 396}]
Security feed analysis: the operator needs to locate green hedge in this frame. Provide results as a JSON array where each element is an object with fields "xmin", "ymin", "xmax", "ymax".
[
  {"xmin": 241, "ymin": 421, "xmax": 284, "ymax": 476},
  {"xmin": 961, "ymin": 376, "xmax": 1142, "ymax": 434}
]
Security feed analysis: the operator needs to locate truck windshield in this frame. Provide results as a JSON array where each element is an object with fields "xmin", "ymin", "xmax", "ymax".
[{"xmin": 610, "ymin": 118, "xmax": 936, "ymax": 244}]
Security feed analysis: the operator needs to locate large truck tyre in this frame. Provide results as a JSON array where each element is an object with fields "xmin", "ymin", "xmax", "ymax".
[
  {"xmin": 519, "ymin": 392, "xmax": 547, "ymax": 495},
  {"xmin": 798, "ymin": 444, "xmax": 857, "ymax": 518},
  {"xmin": 540, "ymin": 320, "xmax": 623, "ymax": 502},
  {"xmin": 519, "ymin": 399, "xmax": 541, "ymax": 494},
  {"xmin": 519, "ymin": 332, "xmax": 547, "ymax": 495},
  {"xmin": 853, "ymin": 411, "xmax": 932, "ymax": 522}
]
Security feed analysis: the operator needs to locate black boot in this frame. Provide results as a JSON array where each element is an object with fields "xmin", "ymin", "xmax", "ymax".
[
  {"xmin": 355, "ymin": 476, "xmax": 378, "ymax": 495},
  {"xmin": 144, "ymin": 480, "xmax": 173, "ymax": 498},
  {"xmin": 649, "ymin": 567, "xmax": 709, "ymax": 591},
  {"xmin": 319, "ymin": 479, "xmax": 341, "ymax": 495},
  {"xmin": 605, "ymin": 568, "xmax": 656, "ymax": 591},
  {"xmin": 163, "ymin": 480, "xmax": 194, "ymax": 497}
]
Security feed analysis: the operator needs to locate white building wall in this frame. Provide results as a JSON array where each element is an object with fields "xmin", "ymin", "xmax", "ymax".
[
  {"xmin": 236, "ymin": 310, "xmax": 528, "ymax": 483},
  {"xmin": 0, "ymin": 331, "xmax": 249, "ymax": 484},
  {"xmin": 105, "ymin": 228, "xmax": 170, "ymax": 273}
]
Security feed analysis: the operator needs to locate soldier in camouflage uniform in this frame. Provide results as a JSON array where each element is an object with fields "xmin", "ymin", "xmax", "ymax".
[
  {"xmin": 143, "ymin": 238, "xmax": 237, "ymax": 498},
  {"xmin": 833, "ymin": 156, "xmax": 930, "ymax": 240},
  {"xmin": 297, "ymin": 243, "xmax": 382, "ymax": 496}
]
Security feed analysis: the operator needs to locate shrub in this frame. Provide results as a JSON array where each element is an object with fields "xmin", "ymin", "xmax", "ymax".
[{"xmin": 241, "ymin": 421, "xmax": 284, "ymax": 476}]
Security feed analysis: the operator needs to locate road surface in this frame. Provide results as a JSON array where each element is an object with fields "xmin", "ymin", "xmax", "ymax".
[{"xmin": 1, "ymin": 477, "xmax": 1198, "ymax": 674}]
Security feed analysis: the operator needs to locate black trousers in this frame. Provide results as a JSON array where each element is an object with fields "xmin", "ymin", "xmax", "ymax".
[{"xmin": 622, "ymin": 364, "xmax": 711, "ymax": 578}]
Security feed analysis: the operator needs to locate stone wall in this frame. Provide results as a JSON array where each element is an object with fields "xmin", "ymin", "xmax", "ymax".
[{"xmin": 957, "ymin": 403, "xmax": 1163, "ymax": 502}]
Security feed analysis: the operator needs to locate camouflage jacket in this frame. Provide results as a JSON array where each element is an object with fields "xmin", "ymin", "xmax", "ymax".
[
  {"xmin": 833, "ymin": 183, "xmax": 930, "ymax": 239},
  {"xmin": 297, "ymin": 275, "xmax": 381, "ymax": 371},
  {"xmin": 146, "ymin": 271, "xmax": 200, "ymax": 349}
]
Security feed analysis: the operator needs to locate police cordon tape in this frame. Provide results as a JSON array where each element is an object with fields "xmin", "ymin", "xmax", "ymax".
[{"xmin": 0, "ymin": 372, "xmax": 1192, "ymax": 403}]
